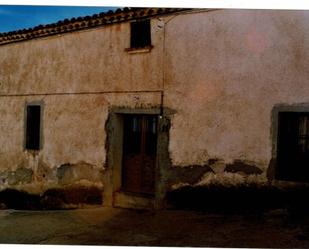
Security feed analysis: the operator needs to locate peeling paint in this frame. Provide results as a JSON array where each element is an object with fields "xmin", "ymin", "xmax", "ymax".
[
  {"xmin": 0, "ymin": 167, "xmax": 33, "ymax": 186},
  {"xmin": 195, "ymin": 172, "xmax": 267, "ymax": 187},
  {"xmin": 168, "ymin": 164, "xmax": 214, "ymax": 185},
  {"xmin": 225, "ymin": 160, "xmax": 263, "ymax": 175},
  {"xmin": 57, "ymin": 162, "xmax": 103, "ymax": 185}
]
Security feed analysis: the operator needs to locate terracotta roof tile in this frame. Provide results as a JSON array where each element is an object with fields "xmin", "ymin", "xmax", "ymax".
[{"xmin": 0, "ymin": 7, "xmax": 190, "ymax": 46}]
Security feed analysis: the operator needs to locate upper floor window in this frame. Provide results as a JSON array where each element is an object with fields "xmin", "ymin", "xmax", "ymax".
[{"xmin": 130, "ymin": 19, "xmax": 151, "ymax": 49}]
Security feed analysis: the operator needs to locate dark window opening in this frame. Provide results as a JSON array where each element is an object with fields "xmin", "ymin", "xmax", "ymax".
[
  {"xmin": 277, "ymin": 112, "xmax": 309, "ymax": 182},
  {"xmin": 130, "ymin": 19, "xmax": 151, "ymax": 49},
  {"xmin": 25, "ymin": 105, "xmax": 41, "ymax": 150}
]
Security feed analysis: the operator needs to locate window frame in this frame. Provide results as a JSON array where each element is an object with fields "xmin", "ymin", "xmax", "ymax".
[
  {"xmin": 125, "ymin": 19, "xmax": 153, "ymax": 53},
  {"xmin": 130, "ymin": 19, "xmax": 151, "ymax": 49}
]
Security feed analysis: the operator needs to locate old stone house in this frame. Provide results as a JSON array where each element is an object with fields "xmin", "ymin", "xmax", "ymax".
[{"xmin": 0, "ymin": 7, "xmax": 309, "ymax": 209}]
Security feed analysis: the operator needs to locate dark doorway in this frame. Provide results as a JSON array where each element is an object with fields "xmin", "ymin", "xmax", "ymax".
[
  {"xmin": 122, "ymin": 115, "xmax": 157, "ymax": 195},
  {"xmin": 277, "ymin": 112, "xmax": 309, "ymax": 182}
]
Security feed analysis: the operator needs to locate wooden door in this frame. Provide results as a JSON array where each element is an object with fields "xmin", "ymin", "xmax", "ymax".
[{"xmin": 122, "ymin": 115, "xmax": 157, "ymax": 195}]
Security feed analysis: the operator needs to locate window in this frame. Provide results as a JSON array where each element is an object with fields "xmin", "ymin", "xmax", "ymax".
[
  {"xmin": 25, "ymin": 105, "xmax": 41, "ymax": 150},
  {"xmin": 130, "ymin": 19, "xmax": 151, "ymax": 49},
  {"xmin": 277, "ymin": 112, "xmax": 309, "ymax": 181}
]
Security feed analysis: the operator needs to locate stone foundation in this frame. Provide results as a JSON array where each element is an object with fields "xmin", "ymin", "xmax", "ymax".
[
  {"xmin": 0, "ymin": 160, "xmax": 104, "ymax": 210},
  {"xmin": 0, "ymin": 185, "xmax": 103, "ymax": 210}
]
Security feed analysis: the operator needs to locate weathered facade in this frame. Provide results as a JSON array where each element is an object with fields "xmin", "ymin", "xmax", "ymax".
[{"xmin": 1, "ymin": 8, "xmax": 309, "ymax": 209}]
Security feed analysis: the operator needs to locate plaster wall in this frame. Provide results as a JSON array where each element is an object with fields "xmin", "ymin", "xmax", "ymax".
[
  {"xmin": 0, "ymin": 19, "xmax": 164, "ymax": 94},
  {"xmin": 0, "ymin": 93, "xmax": 161, "ymax": 190},
  {"xmin": 164, "ymin": 10, "xmax": 309, "ymax": 177},
  {"xmin": 0, "ymin": 9, "xmax": 309, "ymax": 205},
  {"xmin": 0, "ymin": 18, "xmax": 163, "ymax": 199}
]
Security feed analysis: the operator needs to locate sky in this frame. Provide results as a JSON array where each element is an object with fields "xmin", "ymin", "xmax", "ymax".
[
  {"xmin": 0, "ymin": 1, "xmax": 308, "ymax": 33},
  {"xmin": 0, "ymin": 5, "xmax": 118, "ymax": 32}
]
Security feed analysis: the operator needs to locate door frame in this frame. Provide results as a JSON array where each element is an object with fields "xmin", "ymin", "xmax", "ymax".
[
  {"xmin": 276, "ymin": 112, "xmax": 309, "ymax": 182},
  {"xmin": 104, "ymin": 107, "xmax": 171, "ymax": 209},
  {"xmin": 270, "ymin": 104, "xmax": 309, "ymax": 183}
]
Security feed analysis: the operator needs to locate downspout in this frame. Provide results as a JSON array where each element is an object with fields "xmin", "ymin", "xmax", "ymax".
[
  {"xmin": 159, "ymin": 14, "xmax": 177, "ymax": 118},
  {"xmin": 159, "ymin": 17, "xmax": 166, "ymax": 118},
  {"xmin": 159, "ymin": 9, "xmax": 218, "ymax": 118}
]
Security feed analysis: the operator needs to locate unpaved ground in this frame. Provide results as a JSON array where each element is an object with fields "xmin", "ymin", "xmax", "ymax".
[{"xmin": 0, "ymin": 207, "xmax": 309, "ymax": 247}]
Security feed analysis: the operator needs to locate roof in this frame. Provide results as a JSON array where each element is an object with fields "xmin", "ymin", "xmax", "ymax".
[{"xmin": 0, "ymin": 7, "xmax": 189, "ymax": 46}]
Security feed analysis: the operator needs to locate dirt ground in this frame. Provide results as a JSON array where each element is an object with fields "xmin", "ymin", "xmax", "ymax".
[{"xmin": 0, "ymin": 207, "xmax": 309, "ymax": 247}]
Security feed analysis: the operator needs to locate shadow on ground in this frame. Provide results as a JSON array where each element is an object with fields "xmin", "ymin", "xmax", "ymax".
[
  {"xmin": 166, "ymin": 184, "xmax": 309, "ymax": 216},
  {"xmin": 0, "ymin": 186, "xmax": 102, "ymax": 210},
  {"xmin": 0, "ymin": 206, "xmax": 309, "ymax": 247},
  {"xmin": 0, "ymin": 185, "xmax": 309, "ymax": 247}
]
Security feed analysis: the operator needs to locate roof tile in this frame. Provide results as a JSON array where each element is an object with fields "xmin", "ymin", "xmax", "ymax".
[{"xmin": 0, "ymin": 7, "xmax": 190, "ymax": 46}]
